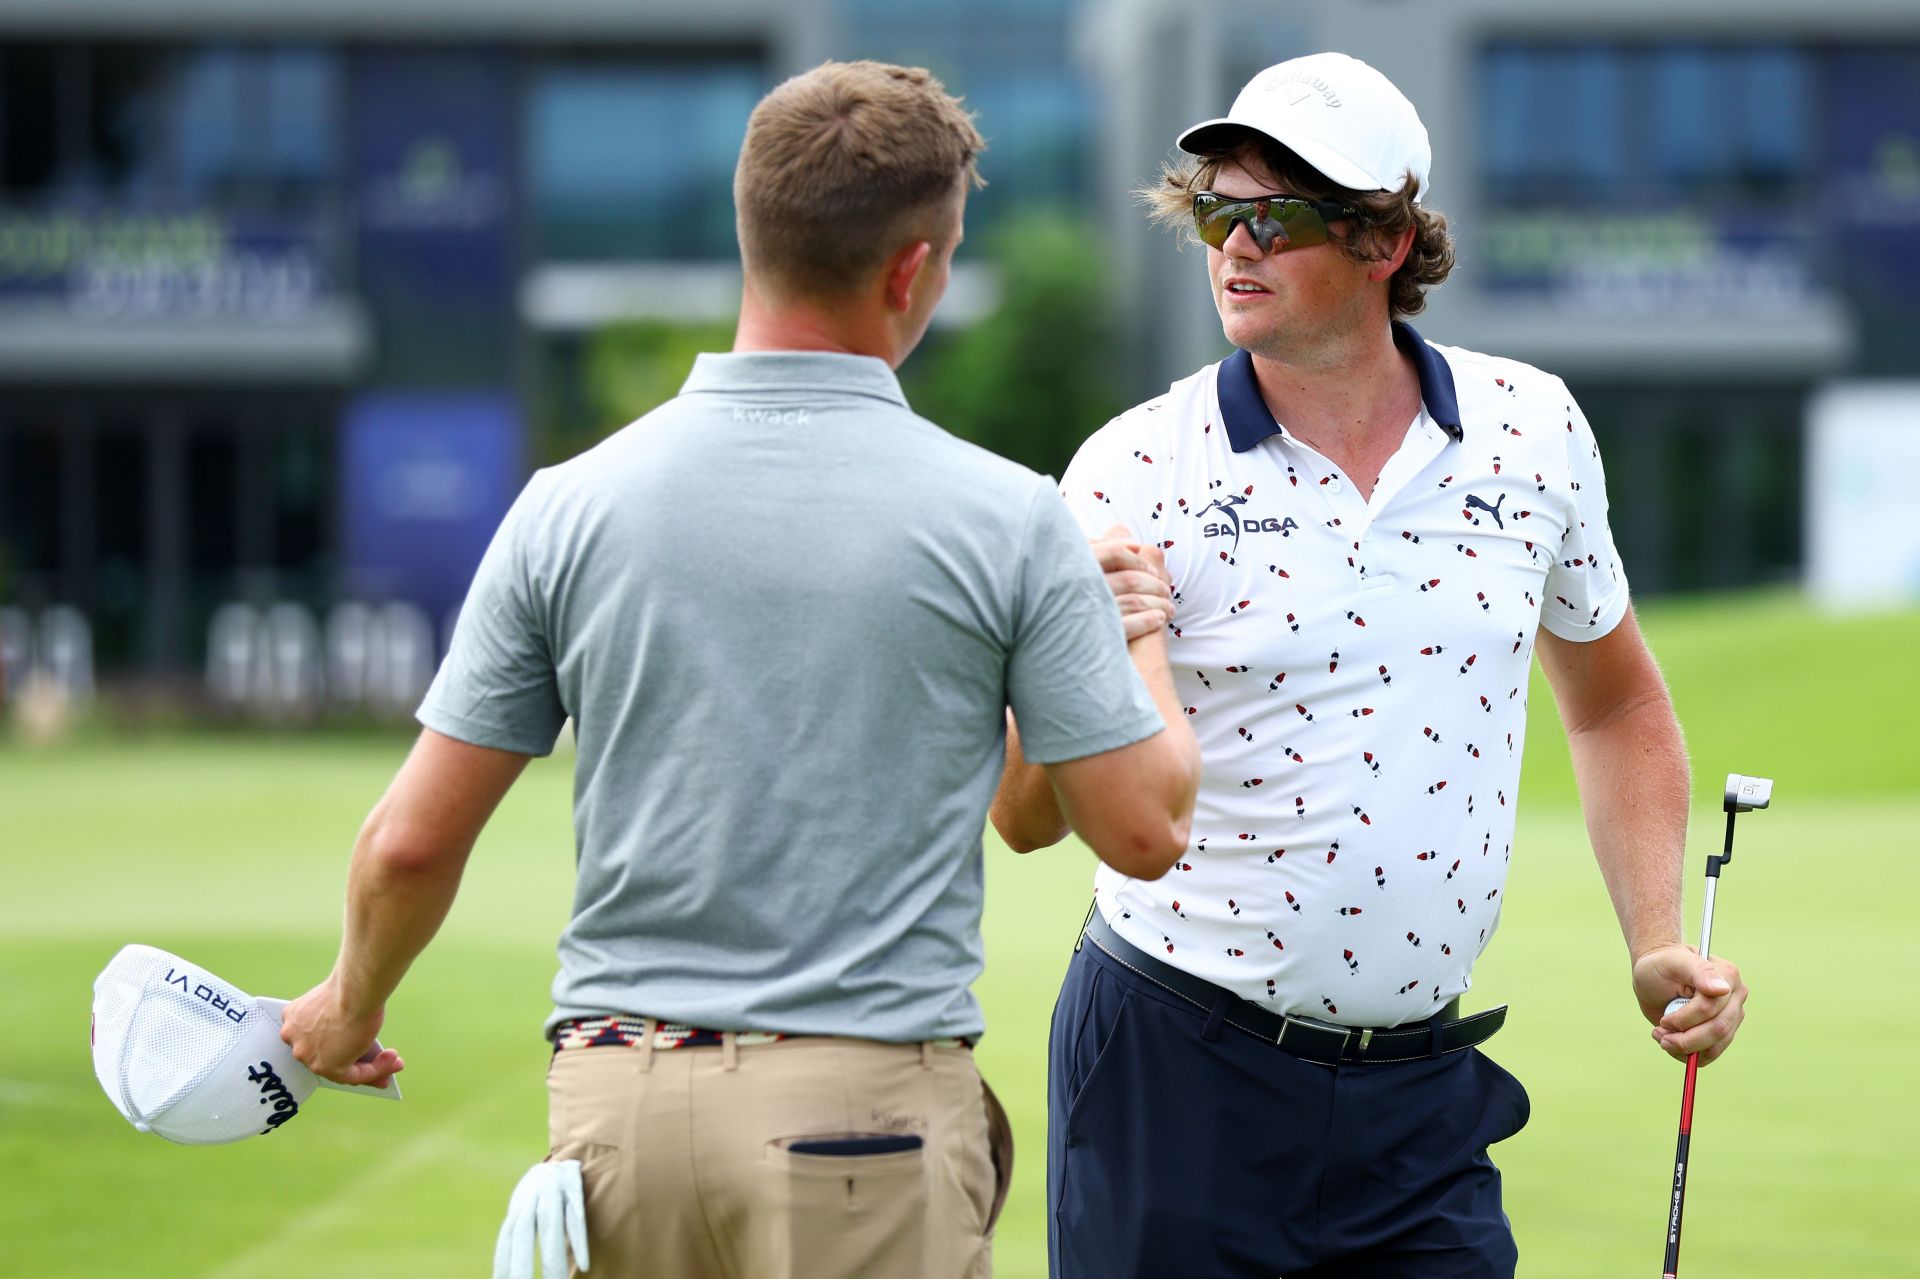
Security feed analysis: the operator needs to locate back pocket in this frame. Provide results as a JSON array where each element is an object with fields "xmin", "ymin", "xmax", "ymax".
[{"xmin": 766, "ymin": 1133, "xmax": 929, "ymax": 1277}]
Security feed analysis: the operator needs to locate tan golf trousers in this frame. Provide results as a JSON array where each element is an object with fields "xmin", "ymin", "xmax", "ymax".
[{"xmin": 547, "ymin": 1028, "xmax": 1012, "ymax": 1278}]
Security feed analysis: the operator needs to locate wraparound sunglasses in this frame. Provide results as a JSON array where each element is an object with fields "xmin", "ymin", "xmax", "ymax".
[{"xmin": 1192, "ymin": 191, "xmax": 1360, "ymax": 254}]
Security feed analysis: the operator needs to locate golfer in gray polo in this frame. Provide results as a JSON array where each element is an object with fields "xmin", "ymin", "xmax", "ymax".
[{"xmin": 280, "ymin": 60, "xmax": 1200, "ymax": 1279}]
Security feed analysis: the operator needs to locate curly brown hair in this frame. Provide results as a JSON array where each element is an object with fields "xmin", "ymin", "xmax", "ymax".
[{"xmin": 1139, "ymin": 135, "xmax": 1454, "ymax": 319}]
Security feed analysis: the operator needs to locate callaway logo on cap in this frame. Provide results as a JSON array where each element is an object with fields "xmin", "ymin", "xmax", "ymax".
[
  {"xmin": 90, "ymin": 944, "xmax": 399, "ymax": 1145},
  {"xmin": 1177, "ymin": 51, "xmax": 1433, "ymax": 201}
]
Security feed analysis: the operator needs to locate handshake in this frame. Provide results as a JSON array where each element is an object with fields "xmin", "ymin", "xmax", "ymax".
[{"xmin": 1092, "ymin": 523, "xmax": 1176, "ymax": 642}]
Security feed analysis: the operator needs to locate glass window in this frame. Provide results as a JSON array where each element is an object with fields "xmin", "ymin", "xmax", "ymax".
[
  {"xmin": 1649, "ymin": 46, "xmax": 1808, "ymax": 192},
  {"xmin": 171, "ymin": 44, "xmax": 342, "ymax": 206},
  {"xmin": 171, "ymin": 47, "xmax": 246, "ymax": 199},
  {"xmin": 529, "ymin": 59, "xmax": 762, "ymax": 261},
  {"xmin": 0, "ymin": 42, "xmax": 340, "ymax": 208},
  {"xmin": 1480, "ymin": 42, "xmax": 1626, "ymax": 199},
  {"xmin": 961, "ymin": 70, "xmax": 1089, "ymax": 231},
  {"xmin": 1738, "ymin": 46, "xmax": 1810, "ymax": 185},
  {"xmin": 780, "ymin": 4, "xmax": 1091, "ymax": 238},
  {"xmin": 0, "ymin": 45, "xmax": 60, "ymax": 195},
  {"xmin": 0, "ymin": 417, "xmax": 60, "ymax": 583},
  {"xmin": 85, "ymin": 45, "xmax": 173, "ymax": 201},
  {"xmin": 263, "ymin": 46, "xmax": 338, "ymax": 186},
  {"xmin": 1559, "ymin": 46, "xmax": 1629, "ymax": 189},
  {"xmin": 1482, "ymin": 40, "xmax": 1814, "ymax": 206},
  {"xmin": 1480, "ymin": 46, "xmax": 1535, "ymax": 191},
  {"xmin": 1477, "ymin": 39, "xmax": 1830, "ymax": 307},
  {"xmin": 1649, "ymin": 46, "xmax": 1725, "ymax": 185}
]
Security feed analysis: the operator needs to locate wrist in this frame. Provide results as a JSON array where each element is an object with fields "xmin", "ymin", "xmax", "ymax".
[
  {"xmin": 327, "ymin": 972, "xmax": 386, "ymax": 1026},
  {"xmin": 1130, "ymin": 633, "xmax": 1177, "ymax": 698},
  {"xmin": 1128, "ymin": 625, "xmax": 1170, "ymax": 663},
  {"xmin": 1629, "ymin": 936, "xmax": 1687, "ymax": 967}
]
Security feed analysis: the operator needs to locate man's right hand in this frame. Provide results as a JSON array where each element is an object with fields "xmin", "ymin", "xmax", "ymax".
[
  {"xmin": 280, "ymin": 976, "xmax": 403, "ymax": 1090},
  {"xmin": 1091, "ymin": 524, "xmax": 1175, "ymax": 641}
]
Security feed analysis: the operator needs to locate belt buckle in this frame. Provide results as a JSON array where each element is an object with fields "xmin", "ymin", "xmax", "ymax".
[{"xmin": 1276, "ymin": 1012, "xmax": 1352, "ymax": 1057}]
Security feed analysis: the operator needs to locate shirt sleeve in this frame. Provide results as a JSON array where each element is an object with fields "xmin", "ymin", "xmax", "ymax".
[
  {"xmin": 1005, "ymin": 480, "xmax": 1165, "ymax": 765},
  {"xmin": 416, "ymin": 470, "xmax": 569, "ymax": 756},
  {"xmin": 1541, "ymin": 386, "xmax": 1631, "ymax": 642},
  {"xmin": 1057, "ymin": 415, "xmax": 1162, "ymax": 542}
]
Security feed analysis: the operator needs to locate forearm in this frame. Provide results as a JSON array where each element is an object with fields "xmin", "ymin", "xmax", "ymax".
[
  {"xmin": 1566, "ymin": 688, "xmax": 1690, "ymax": 960},
  {"xmin": 990, "ymin": 713, "xmax": 1069, "ymax": 852},
  {"xmin": 280, "ymin": 730, "xmax": 527, "ymax": 1084},
  {"xmin": 1127, "ymin": 630, "xmax": 1202, "ymax": 819},
  {"xmin": 331, "ymin": 804, "xmax": 474, "ymax": 1019},
  {"xmin": 1045, "ymin": 628, "xmax": 1201, "ymax": 876},
  {"xmin": 992, "ymin": 630, "xmax": 1198, "ymax": 856}
]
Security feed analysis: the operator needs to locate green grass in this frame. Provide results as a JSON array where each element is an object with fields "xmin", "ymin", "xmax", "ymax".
[{"xmin": 2, "ymin": 589, "xmax": 1916, "ymax": 1276}]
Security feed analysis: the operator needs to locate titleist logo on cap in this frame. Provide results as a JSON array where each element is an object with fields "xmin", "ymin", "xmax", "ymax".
[
  {"xmin": 1260, "ymin": 70, "xmax": 1341, "ymax": 108},
  {"xmin": 248, "ymin": 1061, "xmax": 301, "ymax": 1134}
]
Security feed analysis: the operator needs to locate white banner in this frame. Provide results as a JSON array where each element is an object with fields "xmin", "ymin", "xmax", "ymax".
[{"xmin": 1806, "ymin": 381, "xmax": 1920, "ymax": 611}]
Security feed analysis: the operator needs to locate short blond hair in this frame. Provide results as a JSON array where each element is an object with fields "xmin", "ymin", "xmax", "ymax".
[
  {"xmin": 1140, "ymin": 136, "xmax": 1454, "ymax": 320},
  {"xmin": 735, "ymin": 61, "xmax": 986, "ymax": 301}
]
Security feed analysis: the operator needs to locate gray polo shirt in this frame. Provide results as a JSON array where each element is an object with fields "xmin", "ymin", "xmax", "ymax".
[{"xmin": 418, "ymin": 351, "xmax": 1162, "ymax": 1042}]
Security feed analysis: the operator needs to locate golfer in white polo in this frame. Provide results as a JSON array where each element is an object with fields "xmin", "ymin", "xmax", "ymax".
[{"xmin": 993, "ymin": 51, "xmax": 1750, "ymax": 1278}]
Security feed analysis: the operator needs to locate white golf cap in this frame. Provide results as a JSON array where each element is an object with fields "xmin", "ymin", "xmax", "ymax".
[
  {"xmin": 90, "ymin": 944, "xmax": 398, "ymax": 1145},
  {"xmin": 1177, "ymin": 52, "xmax": 1432, "ymax": 202}
]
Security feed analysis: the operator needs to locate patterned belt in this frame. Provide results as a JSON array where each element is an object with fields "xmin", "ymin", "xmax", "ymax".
[{"xmin": 553, "ymin": 1016, "xmax": 971, "ymax": 1053}]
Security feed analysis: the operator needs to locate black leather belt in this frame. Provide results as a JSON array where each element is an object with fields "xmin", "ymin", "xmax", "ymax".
[{"xmin": 1082, "ymin": 908, "xmax": 1507, "ymax": 1066}]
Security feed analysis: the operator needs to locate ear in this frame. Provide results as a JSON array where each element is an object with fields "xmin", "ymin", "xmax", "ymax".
[
  {"xmin": 883, "ymin": 240, "xmax": 935, "ymax": 314},
  {"xmin": 1366, "ymin": 225, "xmax": 1416, "ymax": 284}
]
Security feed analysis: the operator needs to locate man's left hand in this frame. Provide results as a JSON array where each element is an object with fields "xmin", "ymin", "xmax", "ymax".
[
  {"xmin": 1633, "ymin": 944, "xmax": 1746, "ymax": 1065},
  {"xmin": 280, "ymin": 976, "xmax": 404, "ymax": 1088}
]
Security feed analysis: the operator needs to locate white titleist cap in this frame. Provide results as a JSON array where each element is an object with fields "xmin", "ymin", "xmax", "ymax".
[
  {"xmin": 1177, "ymin": 52, "xmax": 1432, "ymax": 202},
  {"xmin": 90, "ymin": 944, "xmax": 398, "ymax": 1145}
]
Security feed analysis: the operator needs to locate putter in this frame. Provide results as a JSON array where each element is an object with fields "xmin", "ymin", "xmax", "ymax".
[{"xmin": 1661, "ymin": 772, "xmax": 1773, "ymax": 1278}]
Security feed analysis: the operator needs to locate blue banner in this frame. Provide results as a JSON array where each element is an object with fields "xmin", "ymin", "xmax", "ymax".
[
  {"xmin": 1824, "ymin": 48, "xmax": 1920, "ymax": 287},
  {"xmin": 351, "ymin": 49, "xmax": 515, "ymax": 303},
  {"xmin": 339, "ymin": 392, "xmax": 522, "ymax": 625}
]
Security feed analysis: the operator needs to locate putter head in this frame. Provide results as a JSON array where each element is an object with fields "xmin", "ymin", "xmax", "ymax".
[{"xmin": 1724, "ymin": 773, "xmax": 1774, "ymax": 813}]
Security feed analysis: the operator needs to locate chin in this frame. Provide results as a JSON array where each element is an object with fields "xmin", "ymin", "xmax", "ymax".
[{"xmin": 1219, "ymin": 309, "xmax": 1283, "ymax": 354}]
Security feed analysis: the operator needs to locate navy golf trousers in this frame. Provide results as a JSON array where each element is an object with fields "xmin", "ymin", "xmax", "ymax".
[{"xmin": 1047, "ymin": 933, "xmax": 1531, "ymax": 1277}]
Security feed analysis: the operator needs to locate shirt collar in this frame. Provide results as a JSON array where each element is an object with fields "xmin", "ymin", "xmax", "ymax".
[
  {"xmin": 1217, "ymin": 320, "xmax": 1463, "ymax": 453},
  {"xmin": 680, "ymin": 350, "xmax": 909, "ymax": 408}
]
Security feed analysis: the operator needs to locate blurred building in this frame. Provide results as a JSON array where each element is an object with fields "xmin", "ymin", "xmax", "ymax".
[
  {"xmin": 1097, "ymin": 0, "xmax": 1920, "ymax": 598},
  {"xmin": 0, "ymin": 0, "xmax": 1916, "ymax": 685}
]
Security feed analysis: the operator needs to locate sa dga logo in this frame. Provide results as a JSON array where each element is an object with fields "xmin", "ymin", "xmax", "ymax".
[{"xmin": 1201, "ymin": 493, "xmax": 1298, "ymax": 565}]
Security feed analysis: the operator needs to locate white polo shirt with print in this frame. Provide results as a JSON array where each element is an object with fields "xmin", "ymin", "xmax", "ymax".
[{"xmin": 1059, "ymin": 322, "xmax": 1628, "ymax": 1028}]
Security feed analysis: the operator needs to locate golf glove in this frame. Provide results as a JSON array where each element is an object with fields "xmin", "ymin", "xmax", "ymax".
[{"xmin": 493, "ymin": 1159, "xmax": 590, "ymax": 1278}]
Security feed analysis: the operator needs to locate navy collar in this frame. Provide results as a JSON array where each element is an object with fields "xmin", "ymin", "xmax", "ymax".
[{"xmin": 1217, "ymin": 321, "xmax": 1463, "ymax": 453}]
